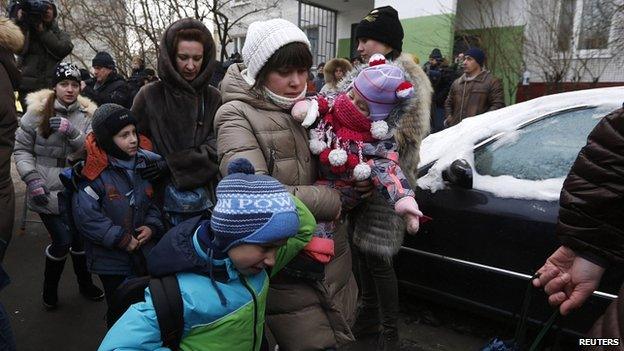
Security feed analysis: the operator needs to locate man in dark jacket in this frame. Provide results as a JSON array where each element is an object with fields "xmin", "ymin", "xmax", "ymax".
[
  {"xmin": 127, "ymin": 55, "xmax": 146, "ymax": 104},
  {"xmin": 423, "ymin": 48, "xmax": 456, "ymax": 132},
  {"xmin": 11, "ymin": 0, "xmax": 73, "ymax": 108},
  {"xmin": 533, "ymin": 108, "xmax": 624, "ymax": 341},
  {"xmin": 0, "ymin": 17, "xmax": 24, "ymax": 262},
  {"xmin": 82, "ymin": 52, "xmax": 131, "ymax": 108},
  {"xmin": 444, "ymin": 47, "xmax": 504, "ymax": 127}
]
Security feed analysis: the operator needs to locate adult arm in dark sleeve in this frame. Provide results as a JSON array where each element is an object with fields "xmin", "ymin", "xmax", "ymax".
[{"xmin": 38, "ymin": 22, "xmax": 73, "ymax": 59}]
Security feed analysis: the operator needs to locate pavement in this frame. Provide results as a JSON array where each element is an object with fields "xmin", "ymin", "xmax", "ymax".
[{"xmin": 2, "ymin": 162, "xmax": 488, "ymax": 350}]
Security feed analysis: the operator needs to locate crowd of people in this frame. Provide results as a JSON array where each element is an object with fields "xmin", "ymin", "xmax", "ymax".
[{"xmin": 0, "ymin": 0, "xmax": 623, "ymax": 350}]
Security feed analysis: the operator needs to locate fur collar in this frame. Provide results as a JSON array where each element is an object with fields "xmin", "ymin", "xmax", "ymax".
[
  {"xmin": 0, "ymin": 17, "xmax": 24, "ymax": 54},
  {"xmin": 25, "ymin": 89, "xmax": 97, "ymax": 117}
]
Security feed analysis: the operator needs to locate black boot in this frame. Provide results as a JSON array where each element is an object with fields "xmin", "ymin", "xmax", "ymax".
[
  {"xmin": 43, "ymin": 246, "xmax": 66, "ymax": 310},
  {"xmin": 352, "ymin": 305, "xmax": 381, "ymax": 338},
  {"xmin": 376, "ymin": 329, "xmax": 399, "ymax": 351},
  {"xmin": 70, "ymin": 250, "xmax": 104, "ymax": 301}
]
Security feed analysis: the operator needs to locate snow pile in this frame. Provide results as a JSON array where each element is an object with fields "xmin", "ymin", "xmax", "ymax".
[{"xmin": 417, "ymin": 87, "xmax": 624, "ymax": 200}]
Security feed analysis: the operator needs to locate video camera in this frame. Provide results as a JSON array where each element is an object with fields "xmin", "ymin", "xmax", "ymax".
[{"xmin": 7, "ymin": 0, "xmax": 54, "ymax": 28}]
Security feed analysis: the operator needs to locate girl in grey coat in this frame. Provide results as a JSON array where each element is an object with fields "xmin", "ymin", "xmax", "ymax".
[{"xmin": 14, "ymin": 62, "xmax": 104, "ymax": 309}]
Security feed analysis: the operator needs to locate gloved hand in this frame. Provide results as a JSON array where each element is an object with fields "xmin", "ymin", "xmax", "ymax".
[
  {"xmin": 49, "ymin": 117, "xmax": 80, "ymax": 139},
  {"xmin": 27, "ymin": 178, "xmax": 49, "ymax": 206},
  {"xmin": 139, "ymin": 160, "xmax": 170, "ymax": 181}
]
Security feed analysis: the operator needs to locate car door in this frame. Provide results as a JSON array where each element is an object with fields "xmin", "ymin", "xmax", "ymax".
[{"xmin": 397, "ymin": 105, "xmax": 622, "ymax": 335}]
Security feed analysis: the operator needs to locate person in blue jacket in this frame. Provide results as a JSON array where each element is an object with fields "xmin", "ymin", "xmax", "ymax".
[
  {"xmin": 72, "ymin": 103, "xmax": 164, "ymax": 327},
  {"xmin": 99, "ymin": 158, "xmax": 316, "ymax": 351}
]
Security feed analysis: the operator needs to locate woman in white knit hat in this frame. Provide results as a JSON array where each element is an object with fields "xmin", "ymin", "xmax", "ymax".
[{"xmin": 215, "ymin": 18, "xmax": 358, "ymax": 350}]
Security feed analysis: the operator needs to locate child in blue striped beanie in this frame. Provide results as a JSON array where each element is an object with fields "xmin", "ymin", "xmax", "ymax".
[{"xmin": 100, "ymin": 158, "xmax": 316, "ymax": 350}]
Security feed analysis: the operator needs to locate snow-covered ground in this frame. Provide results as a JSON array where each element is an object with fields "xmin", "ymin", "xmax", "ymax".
[{"xmin": 417, "ymin": 87, "xmax": 624, "ymax": 201}]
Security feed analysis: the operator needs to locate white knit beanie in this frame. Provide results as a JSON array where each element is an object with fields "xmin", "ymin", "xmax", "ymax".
[{"xmin": 242, "ymin": 19, "xmax": 311, "ymax": 85}]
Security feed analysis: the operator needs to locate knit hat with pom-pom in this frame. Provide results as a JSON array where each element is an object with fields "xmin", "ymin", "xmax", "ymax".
[{"xmin": 209, "ymin": 158, "xmax": 300, "ymax": 252}]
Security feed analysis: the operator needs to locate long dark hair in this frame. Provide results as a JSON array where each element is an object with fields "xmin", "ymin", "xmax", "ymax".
[{"xmin": 253, "ymin": 42, "xmax": 313, "ymax": 90}]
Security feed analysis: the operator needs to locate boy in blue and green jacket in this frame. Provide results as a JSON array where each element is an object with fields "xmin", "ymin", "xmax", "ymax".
[{"xmin": 99, "ymin": 158, "xmax": 316, "ymax": 351}]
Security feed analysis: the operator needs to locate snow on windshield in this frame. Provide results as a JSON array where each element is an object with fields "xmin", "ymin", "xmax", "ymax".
[{"xmin": 417, "ymin": 87, "xmax": 624, "ymax": 201}]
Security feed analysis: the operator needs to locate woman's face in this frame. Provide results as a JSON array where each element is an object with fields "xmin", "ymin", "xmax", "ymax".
[
  {"xmin": 175, "ymin": 40, "xmax": 204, "ymax": 81},
  {"xmin": 357, "ymin": 38, "xmax": 392, "ymax": 62},
  {"xmin": 265, "ymin": 68, "xmax": 308, "ymax": 98},
  {"xmin": 334, "ymin": 67, "xmax": 344, "ymax": 80},
  {"xmin": 54, "ymin": 80, "xmax": 80, "ymax": 105}
]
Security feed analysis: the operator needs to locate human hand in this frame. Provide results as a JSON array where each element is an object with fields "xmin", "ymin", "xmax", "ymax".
[
  {"xmin": 532, "ymin": 246, "xmax": 605, "ymax": 315},
  {"xmin": 49, "ymin": 117, "xmax": 79, "ymax": 138},
  {"xmin": 80, "ymin": 81, "xmax": 86, "ymax": 90},
  {"xmin": 139, "ymin": 160, "xmax": 169, "ymax": 181},
  {"xmin": 36, "ymin": 22, "xmax": 44, "ymax": 32},
  {"xmin": 125, "ymin": 237, "xmax": 140, "ymax": 252},
  {"xmin": 404, "ymin": 213, "xmax": 420, "ymax": 235},
  {"xmin": 27, "ymin": 178, "xmax": 48, "ymax": 206},
  {"xmin": 135, "ymin": 226, "xmax": 153, "ymax": 244},
  {"xmin": 354, "ymin": 179, "xmax": 374, "ymax": 198}
]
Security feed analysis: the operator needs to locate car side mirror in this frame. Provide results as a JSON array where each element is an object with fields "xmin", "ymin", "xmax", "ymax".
[{"xmin": 442, "ymin": 159, "xmax": 473, "ymax": 189}]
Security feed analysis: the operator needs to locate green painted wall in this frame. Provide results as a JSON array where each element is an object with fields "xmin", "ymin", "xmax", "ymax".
[
  {"xmin": 337, "ymin": 38, "xmax": 351, "ymax": 59},
  {"xmin": 457, "ymin": 26, "xmax": 525, "ymax": 105},
  {"xmin": 401, "ymin": 14, "xmax": 455, "ymax": 65}
]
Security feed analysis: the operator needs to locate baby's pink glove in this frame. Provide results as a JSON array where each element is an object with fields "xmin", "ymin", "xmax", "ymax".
[
  {"xmin": 395, "ymin": 196, "xmax": 423, "ymax": 235},
  {"xmin": 291, "ymin": 99, "xmax": 319, "ymax": 128}
]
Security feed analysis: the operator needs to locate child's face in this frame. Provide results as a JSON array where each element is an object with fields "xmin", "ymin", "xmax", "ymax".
[
  {"xmin": 347, "ymin": 89, "xmax": 370, "ymax": 117},
  {"xmin": 113, "ymin": 124, "xmax": 138, "ymax": 157},
  {"xmin": 228, "ymin": 239, "xmax": 287, "ymax": 276}
]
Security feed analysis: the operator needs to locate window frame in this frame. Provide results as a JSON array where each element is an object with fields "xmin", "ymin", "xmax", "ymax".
[{"xmin": 555, "ymin": 0, "xmax": 616, "ymax": 58}]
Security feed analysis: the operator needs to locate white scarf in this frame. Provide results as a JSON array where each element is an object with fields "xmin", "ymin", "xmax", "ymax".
[{"xmin": 263, "ymin": 85, "xmax": 307, "ymax": 110}]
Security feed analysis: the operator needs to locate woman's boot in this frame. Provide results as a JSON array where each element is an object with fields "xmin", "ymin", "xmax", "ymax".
[
  {"xmin": 70, "ymin": 250, "xmax": 104, "ymax": 301},
  {"xmin": 43, "ymin": 246, "xmax": 66, "ymax": 310}
]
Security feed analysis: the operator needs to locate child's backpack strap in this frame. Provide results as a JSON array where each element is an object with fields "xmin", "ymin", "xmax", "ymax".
[{"xmin": 149, "ymin": 275, "xmax": 184, "ymax": 350}]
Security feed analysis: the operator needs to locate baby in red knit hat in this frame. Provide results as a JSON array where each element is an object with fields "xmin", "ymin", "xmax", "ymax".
[{"xmin": 292, "ymin": 54, "xmax": 426, "ymax": 264}]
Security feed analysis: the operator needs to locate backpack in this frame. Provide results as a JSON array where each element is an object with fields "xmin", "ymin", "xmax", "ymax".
[{"xmin": 109, "ymin": 275, "xmax": 185, "ymax": 351}]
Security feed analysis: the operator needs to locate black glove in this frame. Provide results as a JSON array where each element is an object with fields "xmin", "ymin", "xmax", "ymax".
[{"xmin": 139, "ymin": 160, "xmax": 170, "ymax": 181}]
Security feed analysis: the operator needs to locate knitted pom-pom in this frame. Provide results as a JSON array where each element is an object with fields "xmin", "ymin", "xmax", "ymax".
[
  {"xmin": 347, "ymin": 154, "xmax": 359, "ymax": 168},
  {"xmin": 368, "ymin": 53, "xmax": 386, "ymax": 67},
  {"xmin": 309, "ymin": 138, "xmax": 327, "ymax": 155},
  {"xmin": 353, "ymin": 162, "xmax": 372, "ymax": 181},
  {"xmin": 371, "ymin": 120, "xmax": 389, "ymax": 139},
  {"xmin": 328, "ymin": 148, "xmax": 348, "ymax": 166},
  {"xmin": 331, "ymin": 165, "xmax": 347, "ymax": 174},
  {"xmin": 227, "ymin": 158, "xmax": 255, "ymax": 175},
  {"xmin": 319, "ymin": 149, "xmax": 331, "ymax": 165},
  {"xmin": 317, "ymin": 96, "xmax": 330, "ymax": 114},
  {"xmin": 396, "ymin": 81, "xmax": 414, "ymax": 99}
]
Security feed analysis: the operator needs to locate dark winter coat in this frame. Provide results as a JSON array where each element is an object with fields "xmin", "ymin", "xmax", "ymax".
[
  {"xmin": 127, "ymin": 67, "xmax": 146, "ymax": 103},
  {"xmin": 0, "ymin": 17, "xmax": 23, "ymax": 259},
  {"xmin": 556, "ymin": 108, "xmax": 624, "ymax": 341},
  {"xmin": 82, "ymin": 72, "xmax": 131, "ymax": 108},
  {"xmin": 424, "ymin": 62, "xmax": 456, "ymax": 108},
  {"xmin": 132, "ymin": 18, "xmax": 221, "ymax": 193},
  {"xmin": 17, "ymin": 20, "xmax": 73, "ymax": 93},
  {"xmin": 73, "ymin": 143, "xmax": 164, "ymax": 276},
  {"xmin": 444, "ymin": 70, "xmax": 505, "ymax": 126}
]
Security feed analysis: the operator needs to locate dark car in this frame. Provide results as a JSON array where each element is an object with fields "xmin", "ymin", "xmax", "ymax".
[{"xmin": 397, "ymin": 87, "xmax": 624, "ymax": 339}]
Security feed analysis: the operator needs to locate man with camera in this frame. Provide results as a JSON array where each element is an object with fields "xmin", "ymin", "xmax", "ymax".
[{"xmin": 8, "ymin": 0, "xmax": 73, "ymax": 109}]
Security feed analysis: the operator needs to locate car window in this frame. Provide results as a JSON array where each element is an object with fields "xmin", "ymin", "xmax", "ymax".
[{"xmin": 474, "ymin": 106, "xmax": 614, "ymax": 181}]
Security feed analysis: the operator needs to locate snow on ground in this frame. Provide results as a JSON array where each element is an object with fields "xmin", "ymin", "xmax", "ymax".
[{"xmin": 417, "ymin": 87, "xmax": 624, "ymax": 201}]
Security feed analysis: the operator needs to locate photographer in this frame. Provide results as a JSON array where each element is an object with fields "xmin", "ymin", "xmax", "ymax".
[{"xmin": 8, "ymin": 0, "xmax": 73, "ymax": 108}]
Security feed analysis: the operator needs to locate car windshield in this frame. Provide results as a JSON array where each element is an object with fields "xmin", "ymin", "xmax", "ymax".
[{"xmin": 474, "ymin": 106, "xmax": 613, "ymax": 181}]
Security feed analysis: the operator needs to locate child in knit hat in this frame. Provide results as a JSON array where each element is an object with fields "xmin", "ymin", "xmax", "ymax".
[
  {"xmin": 71, "ymin": 103, "xmax": 165, "ymax": 327},
  {"xmin": 99, "ymin": 158, "xmax": 316, "ymax": 350},
  {"xmin": 292, "ymin": 54, "xmax": 426, "ymax": 263}
]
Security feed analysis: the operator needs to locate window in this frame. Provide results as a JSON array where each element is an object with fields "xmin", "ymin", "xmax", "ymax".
[
  {"xmin": 557, "ymin": 0, "xmax": 576, "ymax": 51},
  {"xmin": 577, "ymin": 0, "xmax": 615, "ymax": 50},
  {"xmin": 474, "ymin": 106, "xmax": 612, "ymax": 180},
  {"xmin": 232, "ymin": 36, "xmax": 245, "ymax": 54},
  {"xmin": 232, "ymin": 0, "xmax": 249, "ymax": 7},
  {"xmin": 304, "ymin": 27, "xmax": 319, "ymax": 65}
]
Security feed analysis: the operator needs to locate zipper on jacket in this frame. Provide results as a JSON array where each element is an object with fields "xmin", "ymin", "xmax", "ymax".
[
  {"xmin": 267, "ymin": 149, "xmax": 276, "ymax": 176},
  {"xmin": 459, "ymin": 79, "xmax": 468, "ymax": 122},
  {"xmin": 241, "ymin": 277, "xmax": 258, "ymax": 351}
]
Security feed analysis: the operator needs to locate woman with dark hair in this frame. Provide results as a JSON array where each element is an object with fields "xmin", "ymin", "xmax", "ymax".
[
  {"xmin": 14, "ymin": 62, "xmax": 103, "ymax": 310},
  {"xmin": 132, "ymin": 19, "xmax": 221, "ymax": 225},
  {"xmin": 351, "ymin": 5, "xmax": 433, "ymax": 351},
  {"xmin": 320, "ymin": 58, "xmax": 352, "ymax": 95},
  {"xmin": 215, "ymin": 18, "xmax": 357, "ymax": 350}
]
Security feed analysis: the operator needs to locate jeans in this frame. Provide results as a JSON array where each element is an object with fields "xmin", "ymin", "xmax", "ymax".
[
  {"xmin": 431, "ymin": 107, "xmax": 446, "ymax": 133},
  {"xmin": 357, "ymin": 248, "xmax": 399, "ymax": 333},
  {"xmin": 39, "ymin": 213, "xmax": 84, "ymax": 258},
  {"xmin": 98, "ymin": 274, "xmax": 128, "ymax": 328}
]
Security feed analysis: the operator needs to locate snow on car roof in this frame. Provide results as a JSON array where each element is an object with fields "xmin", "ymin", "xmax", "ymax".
[{"xmin": 417, "ymin": 86, "xmax": 624, "ymax": 201}]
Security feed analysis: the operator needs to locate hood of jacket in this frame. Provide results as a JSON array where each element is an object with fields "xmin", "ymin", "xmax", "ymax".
[
  {"xmin": 25, "ymin": 89, "xmax": 97, "ymax": 118},
  {"xmin": 323, "ymin": 58, "xmax": 352, "ymax": 87},
  {"xmin": 158, "ymin": 18, "xmax": 217, "ymax": 95},
  {"xmin": 457, "ymin": 70, "xmax": 490, "ymax": 84},
  {"xmin": 0, "ymin": 17, "xmax": 24, "ymax": 54},
  {"xmin": 219, "ymin": 63, "xmax": 283, "ymax": 111}
]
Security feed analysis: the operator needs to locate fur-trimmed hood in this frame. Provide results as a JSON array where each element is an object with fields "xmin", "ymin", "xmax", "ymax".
[
  {"xmin": 25, "ymin": 89, "xmax": 97, "ymax": 117},
  {"xmin": 0, "ymin": 17, "xmax": 24, "ymax": 54},
  {"xmin": 323, "ymin": 58, "xmax": 352, "ymax": 87}
]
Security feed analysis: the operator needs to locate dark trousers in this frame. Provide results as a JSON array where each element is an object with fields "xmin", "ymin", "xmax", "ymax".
[
  {"xmin": 357, "ymin": 248, "xmax": 399, "ymax": 333},
  {"xmin": 39, "ymin": 213, "xmax": 84, "ymax": 258},
  {"xmin": 98, "ymin": 274, "xmax": 128, "ymax": 328}
]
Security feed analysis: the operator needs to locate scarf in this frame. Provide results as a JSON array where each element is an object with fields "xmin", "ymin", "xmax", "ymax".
[{"xmin": 263, "ymin": 85, "xmax": 307, "ymax": 110}]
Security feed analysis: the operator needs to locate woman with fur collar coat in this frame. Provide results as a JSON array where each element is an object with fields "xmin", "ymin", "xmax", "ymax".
[
  {"xmin": 0, "ymin": 17, "xmax": 24, "ymax": 261},
  {"xmin": 349, "ymin": 6, "xmax": 432, "ymax": 350},
  {"xmin": 14, "ymin": 62, "xmax": 103, "ymax": 310}
]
